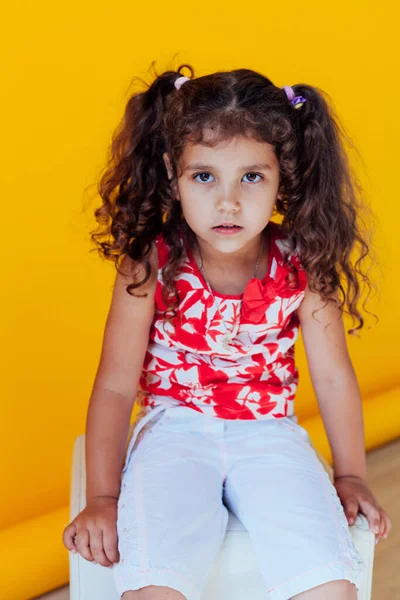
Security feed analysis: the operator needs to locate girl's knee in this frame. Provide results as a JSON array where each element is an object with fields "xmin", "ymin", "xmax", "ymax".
[
  {"xmin": 290, "ymin": 579, "xmax": 357, "ymax": 599},
  {"xmin": 122, "ymin": 585, "xmax": 187, "ymax": 600}
]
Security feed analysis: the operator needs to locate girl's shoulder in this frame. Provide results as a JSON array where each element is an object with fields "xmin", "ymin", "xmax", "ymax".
[{"xmin": 115, "ymin": 239, "xmax": 160, "ymax": 302}]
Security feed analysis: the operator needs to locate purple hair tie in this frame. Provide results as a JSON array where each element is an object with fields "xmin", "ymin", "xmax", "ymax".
[
  {"xmin": 174, "ymin": 76, "xmax": 190, "ymax": 90},
  {"xmin": 282, "ymin": 85, "xmax": 307, "ymax": 109}
]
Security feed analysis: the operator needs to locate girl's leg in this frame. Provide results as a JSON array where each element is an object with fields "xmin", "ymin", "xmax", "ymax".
[
  {"xmin": 114, "ymin": 407, "xmax": 229, "ymax": 600},
  {"xmin": 223, "ymin": 418, "xmax": 365, "ymax": 600},
  {"xmin": 291, "ymin": 579, "xmax": 358, "ymax": 599}
]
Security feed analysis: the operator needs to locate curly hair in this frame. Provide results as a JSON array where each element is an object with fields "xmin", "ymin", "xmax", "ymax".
[{"xmin": 89, "ymin": 61, "xmax": 379, "ymax": 336}]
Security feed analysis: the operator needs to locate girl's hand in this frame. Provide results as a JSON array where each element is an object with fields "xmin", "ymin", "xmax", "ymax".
[
  {"xmin": 62, "ymin": 496, "xmax": 120, "ymax": 567},
  {"xmin": 334, "ymin": 475, "xmax": 392, "ymax": 544}
]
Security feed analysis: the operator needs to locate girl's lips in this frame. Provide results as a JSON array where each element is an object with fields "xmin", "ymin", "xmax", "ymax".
[{"xmin": 213, "ymin": 226, "xmax": 243, "ymax": 235}]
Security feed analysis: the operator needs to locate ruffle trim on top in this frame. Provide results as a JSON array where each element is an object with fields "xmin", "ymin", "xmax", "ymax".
[{"xmin": 240, "ymin": 250, "xmax": 307, "ymax": 324}]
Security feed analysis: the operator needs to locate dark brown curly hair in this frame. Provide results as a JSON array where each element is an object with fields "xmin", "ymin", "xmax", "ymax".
[{"xmin": 88, "ymin": 61, "xmax": 379, "ymax": 336}]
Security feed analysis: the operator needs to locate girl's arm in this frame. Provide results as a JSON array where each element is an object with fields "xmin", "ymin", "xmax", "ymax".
[
  {"xmin": 297, "ymin": 282, "xmax": 367, "ymax": 479},
  {"xmin": 85, "ymin": 243, "xmax": 158, "ymax": 503}
]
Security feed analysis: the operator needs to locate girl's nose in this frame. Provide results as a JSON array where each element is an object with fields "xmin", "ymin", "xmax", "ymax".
[{"xmin": 216, "ymin": 194, "xmax": 240, "ymax": 212}]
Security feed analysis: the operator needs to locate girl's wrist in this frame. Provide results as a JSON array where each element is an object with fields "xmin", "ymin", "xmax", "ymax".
[
  {"xmin": 333, "ymin": 474, "xmax": 365, "ymax": 481},
  {"xmin": 88, "ymin": 494, "xmax": 119, "ymax": 502}
]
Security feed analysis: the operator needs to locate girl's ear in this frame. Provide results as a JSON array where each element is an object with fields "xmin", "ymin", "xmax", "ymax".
[
  {"xmin": 277, "ymin": 185, "xmax": 286, "ymax": 201},
  {"xmin": 163, "ymin": 152, "xmax": 181, "ymax": 202},
  {"xmin": 163, "ymin": 152, "xmax": 173, "ymax": 180}
]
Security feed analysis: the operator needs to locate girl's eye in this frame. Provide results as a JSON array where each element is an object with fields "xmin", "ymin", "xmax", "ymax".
[
  {"xmin": 193, "ymin": 172, "xmax": 213, "ymax": 183},
  {"xmin": 192, "ymin": 172, "xmax": 263, "ymax": 184},
  {"xmin": 243, "ymin": 172, "xmax": 263, "ymax": 183}
]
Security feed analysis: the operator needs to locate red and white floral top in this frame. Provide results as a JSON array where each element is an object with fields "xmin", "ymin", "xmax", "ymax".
[{"xmin": 136, "ymin": 220, "xmax": 307, "ymax": 421}]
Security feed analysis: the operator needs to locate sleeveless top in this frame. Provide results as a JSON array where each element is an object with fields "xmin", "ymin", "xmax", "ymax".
[{"xmin": 135, "ymin": 220, "xmax": 307, "ymax": 421}]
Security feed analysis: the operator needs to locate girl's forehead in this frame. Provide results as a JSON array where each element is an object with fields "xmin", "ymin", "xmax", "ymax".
[{"xmin": 180, "ymin": 135, "xmax": 278, "ymax": 168}]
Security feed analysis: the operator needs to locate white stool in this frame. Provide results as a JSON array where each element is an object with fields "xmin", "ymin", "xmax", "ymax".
[{"xmin": 69, "ymin": 428, "xmax": 375, "ymax": 600}]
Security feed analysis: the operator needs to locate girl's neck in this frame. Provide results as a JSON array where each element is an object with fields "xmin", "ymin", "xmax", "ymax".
[{"xmin": 186, "ymin": 227, "xmax": 270, "ymax": 296}]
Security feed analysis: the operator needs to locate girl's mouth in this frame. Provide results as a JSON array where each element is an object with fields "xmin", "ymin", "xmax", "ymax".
[{"xmin": 213, "ymin": 225, "xmax": 243, "ymax": 235}]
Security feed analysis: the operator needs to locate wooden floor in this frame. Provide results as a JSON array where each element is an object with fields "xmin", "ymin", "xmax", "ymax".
[{"xmin": 35, "ymin": 437, "xmax": 400, "ymax": 600}]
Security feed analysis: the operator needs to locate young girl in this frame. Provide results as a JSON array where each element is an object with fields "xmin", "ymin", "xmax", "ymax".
[{"xmin": 63, "ymin": 63, "xmax": 392, "ymax": 600}]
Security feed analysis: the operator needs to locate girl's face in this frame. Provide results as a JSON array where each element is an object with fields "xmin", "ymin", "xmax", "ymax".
[{"xmin": 163, "ymin": 133, "xmax": 281, "ymax": 257}]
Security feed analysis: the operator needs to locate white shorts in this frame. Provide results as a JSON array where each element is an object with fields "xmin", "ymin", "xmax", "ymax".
[{"xmin": 112, "ymin": 402, "xmax": 365, "ymax": 600}]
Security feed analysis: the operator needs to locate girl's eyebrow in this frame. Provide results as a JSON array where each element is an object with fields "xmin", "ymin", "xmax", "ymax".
[{"xmin": 184, "ymin": 163, "xmax": 272, "ymax": 171}]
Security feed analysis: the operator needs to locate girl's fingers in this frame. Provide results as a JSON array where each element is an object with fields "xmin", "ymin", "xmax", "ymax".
[
  {"xmin": 102, "ymin": 525, "xmax": 120, "ymax": 564},
  {"xmin": 343, "ymin": 500, "xmax": 358, "ymax": 526},
  {"xmin": 75, "ymin": 527, "xmax": 95, "ymax": 562},
  {"xmin": 62, "ymin": 523, "xmax": 78, "ymax": 552},
  {"xmin": 365, "ymin": 506, "xmax": 381, "ymax": 536},
  {"xmin": 89, "ymin": 527, "xmax": 113, "ymax": 567},
  {"xmin": 373, "ymin": 508, "xmax": 392, "ymax": 543},
  {"xmin": 379, "ymin": 509, "xmax": 386, "ymax": 538},
  {"xmin": 381, "ymin": 509, "xmax": 392, "ymax": 539}
]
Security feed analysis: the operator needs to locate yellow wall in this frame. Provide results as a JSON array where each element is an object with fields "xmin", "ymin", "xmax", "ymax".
[{"xmin": 1, "ymin": 0, "xmax": 399, "ymax": 597}]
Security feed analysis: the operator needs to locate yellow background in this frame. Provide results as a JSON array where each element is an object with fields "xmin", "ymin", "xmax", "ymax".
[{"xmin": 1, "ymin": 0, "xmax": 399, "ymax": 597}]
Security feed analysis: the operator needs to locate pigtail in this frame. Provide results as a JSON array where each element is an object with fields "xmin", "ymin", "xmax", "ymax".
[
  {"xmin": 280, "ymin": 84, "xmax": 378, "ymax": 336},
  {"xmin": 89, "ymin": 62, "xmax": 192, "ymax": 296}
]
